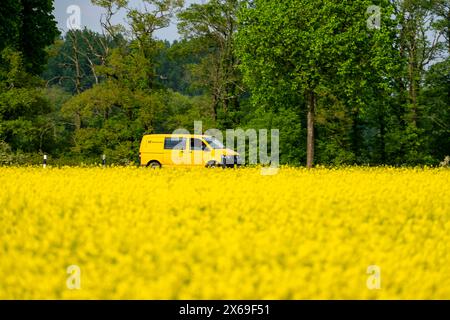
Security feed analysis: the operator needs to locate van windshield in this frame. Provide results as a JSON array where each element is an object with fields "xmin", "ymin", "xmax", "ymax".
[{"xmin": 204, "ymin": 137, "xmax": 225, "ymax": 149}]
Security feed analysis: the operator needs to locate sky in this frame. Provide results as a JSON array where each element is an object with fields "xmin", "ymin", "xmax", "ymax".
[{"xmin": 53, "ymin": 0, "xmax": 202, "ymax": 42}]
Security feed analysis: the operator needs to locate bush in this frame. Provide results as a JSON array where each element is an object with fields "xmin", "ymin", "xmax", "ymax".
[{"xmin": 0, "ymin": 140, "xmax": 13, "ymax": 165}]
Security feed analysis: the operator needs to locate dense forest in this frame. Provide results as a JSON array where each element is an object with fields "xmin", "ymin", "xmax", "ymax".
[{"xmin": 0, "ymin": 0, "xmax": 449, "ymax": 167}]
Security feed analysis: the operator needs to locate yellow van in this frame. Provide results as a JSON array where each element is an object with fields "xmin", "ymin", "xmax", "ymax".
[{"xmin": 139, "ymin": 134, "xmax": 242, "ymax": 168}]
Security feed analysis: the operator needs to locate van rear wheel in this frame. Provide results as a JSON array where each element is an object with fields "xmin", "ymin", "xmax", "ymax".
[{"xmin": 147, "ymin": 161, "xmax": 162, "ymax": 169}]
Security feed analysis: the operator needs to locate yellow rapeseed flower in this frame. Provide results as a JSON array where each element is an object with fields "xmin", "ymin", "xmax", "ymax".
[{"xmin": 0, "ymin": 166, "xmax": 449, "ymax": 299}]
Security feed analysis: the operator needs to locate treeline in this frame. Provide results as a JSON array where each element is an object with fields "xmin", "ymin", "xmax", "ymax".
[{"xmin": 0, "ymin": 0, "xmax": 449, "ymax": 167}]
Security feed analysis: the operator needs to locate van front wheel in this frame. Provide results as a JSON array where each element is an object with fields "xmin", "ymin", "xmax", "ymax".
[
  {"xmin": 206, "ymin": 161, "xmax": 219, "ymax": 168},
  {"xmin": 147, "ymin": 161, "xmax": 162, "ymax": 169}
]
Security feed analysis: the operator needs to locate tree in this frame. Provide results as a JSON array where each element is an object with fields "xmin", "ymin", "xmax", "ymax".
[
  {"xmin": 0, "ymin": 49, "xmax": 53, "ymax": 153},
  {"xmin": 56, "ymin": 0, "xmax": 191, "ymax": 163},
  {"xmin": 432, "ymin": 0, "xmax": 450, "ymax": 53},
  {"xmin": 420, "ymin": 58, "xmax": 450, "ymax": 161},
  {"xmin": 155, "ymin": 40, "xmax": 205, "ymax": 95},
  {"xmin": 379, "ymin": 0, "xmax": 448, "ymax": 164},
  {"xmin": 0, "ymin": 0, "xmax": 59, "ymax": 74},
  {"xmin": 394, "ymin": 1, "xmax": 443, "ymax": 125},
  {"xmin": 20, "ymin": 0, "xmax": 59, "ymax": 74},
  {"xmin": 237, "ymin": 0, "xmax": 397, "ymax": 167},
  {"xmin": 0, "ymin": 0, "xmax": 22, "ymax": 50},
  {"xmin": 178, "ymin": 0, "xmax": 244, "ymax": 127},
  {"xmin": 92, "ymin": 0, "xmax": 184, "ymax": 89},
  {"xmin": 92, "ymin": 0, "xmax": 128, "ymax": 41},
  {"xmin": 43, "ymin": 29, "xmax": 119, "ymax": 94},
  {"xmin": 0, "ymin": 1, "xmax": 58, "ymax": 160}
]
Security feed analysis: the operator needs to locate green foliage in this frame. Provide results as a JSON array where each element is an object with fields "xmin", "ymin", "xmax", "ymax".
[
  {"xmin": 1, "ymin": 0, "xmax": 448, "ymax": 166},
  {"xmin": 43, "ymin": 29, "xmax": 119, "ymax": 93},
  {"xmin": 0, "ymin": 0, "xmax": 22, "ymax": 51},
  {"xmin": 237, "ymin": 0, "xmax": 399, "ymax": 166},
  {"xmin": 245, "ymin": 107, "xmax": 305, "ymax": 165},
  {"xmin": 0, "ymin": 140, "xmax": 13, "ymax": 165},
  {"xmin": 20, "ymin": 0, "xmax": 59, "ymax": 74},
  {"xmin": 0, "ymin": 0, "xmax": 59, "ymax": 75},
  {"xmin": 0, "ymin": 49, "xmax": 54, "ymax": 153},
  {"xmin": 178, "ymin": 0, "xmax": 244, "ymax": 127},
  {"xmin": 419, "ymin": 58, "xmax": 450, "ymax": 162},
  {"xmin": 155, "ymin": 40, "xmax": 205, "ymax": 95}
]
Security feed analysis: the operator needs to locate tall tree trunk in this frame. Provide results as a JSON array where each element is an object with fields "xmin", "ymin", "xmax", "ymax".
[
  {"xmin": 351, "ymin": 109, "xmax": 362, "ymax": 162},
  {"xmin": 306, "ymin": 91, "xmax": 315, "ymax": 168},
  {"xmin": 408, "ymin": 46, "xmax": 418, "ymax": 127},
  {"xmin": 378, "ymin": 109, "xmax": 386, "ymax": 164}
]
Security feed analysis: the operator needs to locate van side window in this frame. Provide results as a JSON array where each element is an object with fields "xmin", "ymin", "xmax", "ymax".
[
  {"xmin": 164, "ymin": 138, "xmax": 186, "ymax": 150},
  {"xmin": 191, "ymin": 138, "xmax": 208, "ymax": 151}
]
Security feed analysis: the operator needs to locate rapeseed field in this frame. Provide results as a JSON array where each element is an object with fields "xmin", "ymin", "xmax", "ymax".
[{"xmin": 0, "ymin": 166, "xmax": 449, "ymax": 299}]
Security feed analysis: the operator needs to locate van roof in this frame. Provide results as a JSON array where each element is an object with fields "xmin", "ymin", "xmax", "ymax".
[{"xmin": 143, "ymin": 134, "xmax": 212, "ymax": 139}]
